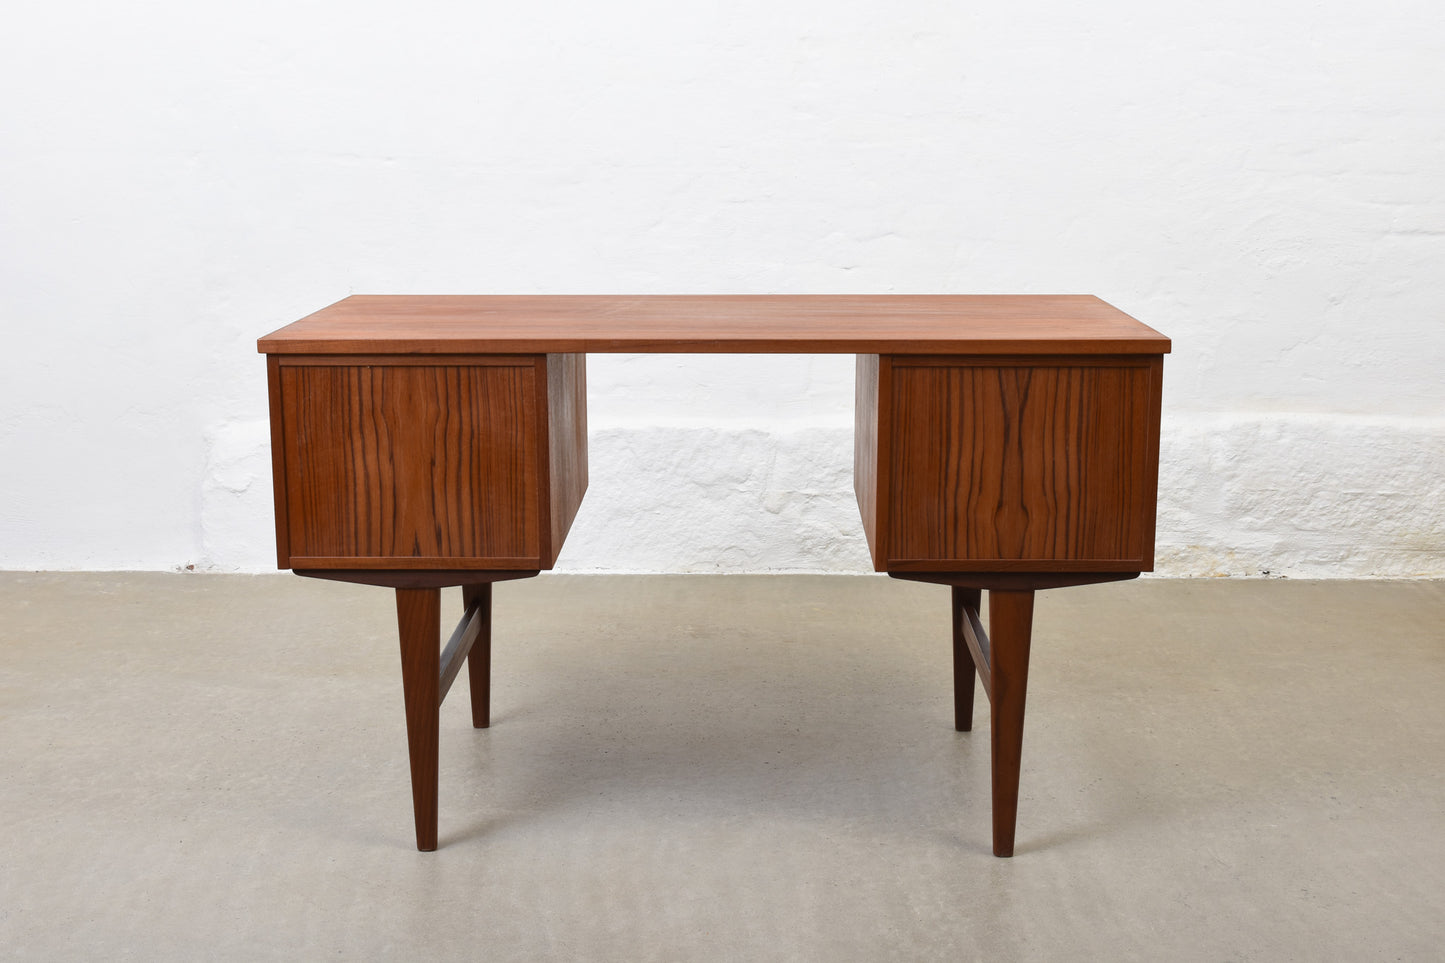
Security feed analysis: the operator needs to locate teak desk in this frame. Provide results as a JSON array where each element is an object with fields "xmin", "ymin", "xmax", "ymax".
[{"xmin": 258, "ymin": 295, "xmax": 1170, "ymax": 856}]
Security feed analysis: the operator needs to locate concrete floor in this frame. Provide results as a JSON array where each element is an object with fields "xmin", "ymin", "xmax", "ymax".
[{"xmin": 1, "ymin": 574, "xmax": 1441, "ymax": 961}]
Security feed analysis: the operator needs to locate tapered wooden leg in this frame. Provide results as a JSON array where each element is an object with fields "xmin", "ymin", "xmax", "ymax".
[
  {"xmin": 462, "ymin": 583, "xmax": 492, "ymax": 729},
  {"xmin": 988, "ymin": 588, "xmax": 1035, "ymax": 857},
  {"xmin": 951, "ymin": 587, "xmax": 981, "ymax": 732},
  {"xmin": 395, "ymin": 587, "xmax": 441, "ymax": 852}
]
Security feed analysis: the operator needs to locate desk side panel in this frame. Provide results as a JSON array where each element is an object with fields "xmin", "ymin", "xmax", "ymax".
[
  {"xmin": 266, "ymin": 355, "xmax": 291, "ymax": 569},
  {"xmin": 885, "ymin": 356, "xmax": 1159, "ymax": 572},
  {"xmin": 276, "ymin": 359, "xmax": 542, "ymax": 568},
  {"xmin": 1138, "ymin": 355, "xmax": 1164, "ymax": 571},
  {"xmin": 544, "ymin": 353, "xmax": 588, "ymax": 567},
  {"xmin": 854, "ymin": 354, "xmax": 889, "ymax": 570}
]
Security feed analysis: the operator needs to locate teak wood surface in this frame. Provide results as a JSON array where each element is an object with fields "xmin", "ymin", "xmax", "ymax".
[
  {"xmin": 258, "ymin": 294, "xmax": 1170, "ymax": 858},
  {"xmin": 855, "ymin": 354, "xmax": 1163, "ymax": 573},
  {"xmin": 266, "ymin": 352, "xmax": 587, "ymax": 572},
  {"xmin": 257, "ymin": 294, "xmax": 1170, "ymax": 355}
]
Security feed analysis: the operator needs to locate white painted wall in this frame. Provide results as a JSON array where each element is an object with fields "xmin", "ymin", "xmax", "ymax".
[{"xmin": 2, "ymin": 1, "xmax": 1442, "ymax": 576}]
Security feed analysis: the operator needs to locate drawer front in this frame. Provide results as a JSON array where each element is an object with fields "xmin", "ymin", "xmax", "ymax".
[
  {"xmin": 885, "ymin": 357, "xmax": 1161, "ymax": 571},
  {"xmin": 273, "ymin": 359, "xmax": 541, "ymax": 569}
]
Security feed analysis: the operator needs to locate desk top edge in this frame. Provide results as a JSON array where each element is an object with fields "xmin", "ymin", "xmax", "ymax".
[{"xmin": 257, "ymin": 295, "xmax": 1172, "ymax": 355}]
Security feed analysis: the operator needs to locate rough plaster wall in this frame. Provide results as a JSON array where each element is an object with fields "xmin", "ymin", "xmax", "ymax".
[{"xmin": 2, "ymin": 1, "xmax": 1442, "ymax": 576}]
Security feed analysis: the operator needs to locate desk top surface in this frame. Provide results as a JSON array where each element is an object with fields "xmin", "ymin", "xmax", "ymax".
[{"xmin": 258, "ymin": 295, "xmax": 1171, "ymax": 356}]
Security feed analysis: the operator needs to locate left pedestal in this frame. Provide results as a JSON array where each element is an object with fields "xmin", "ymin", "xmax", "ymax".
[{"xmin": 264, "ymin": 351, "xmax": 588, "ymax": 849}]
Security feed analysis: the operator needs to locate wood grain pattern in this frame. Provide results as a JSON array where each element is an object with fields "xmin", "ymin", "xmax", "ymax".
[
  {"xmin": 882, "ymin": 356, "xmax": 1159, "ymax": 571},
  {"xmin": 277, "ymin": 361, "xmax": 541, "ymax": 568},
  {"xmin": 258, "ymin": 295, "xmax": 1171, "ymax": 356}
]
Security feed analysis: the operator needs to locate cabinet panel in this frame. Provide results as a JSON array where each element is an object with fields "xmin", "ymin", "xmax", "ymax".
[
  {"xmin": 277, "ymin": 361, "xmax": 541, "ymax": 567},
  {"xmin": 880, "ymin": 357, "xmax": 1160, "ymax": 571}
]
